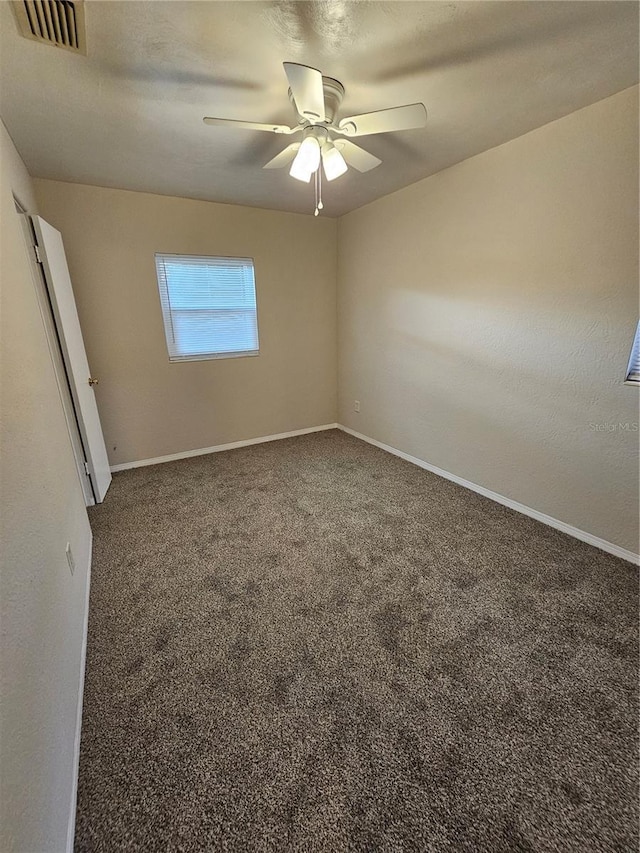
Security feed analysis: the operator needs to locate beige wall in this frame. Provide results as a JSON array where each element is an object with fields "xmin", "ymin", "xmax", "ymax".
[
  {"xmin": 0, "ymin": 122, "xmax": 91, "ymax": 851},
  {"xmin": 338, "ymin": 86, "xmax": 639, "ymax": 554},
  {"xmin": 33, "ymin": 182, "xmax": 338, "ymax": 467}
]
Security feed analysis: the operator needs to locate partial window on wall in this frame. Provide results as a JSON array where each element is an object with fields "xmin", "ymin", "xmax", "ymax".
[
  {"xmin": 625, "ymin": 321, "xmax": 640, "ymax": 385},
  {"xmin": 154, "ymin": 254, "xmax": 259, "ymax": 362}
]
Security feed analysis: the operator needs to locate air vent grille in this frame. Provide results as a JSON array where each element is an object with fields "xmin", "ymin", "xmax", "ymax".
[{"xmin": 13, "ymin": 0, "xmax": 86, "ymax": 54}]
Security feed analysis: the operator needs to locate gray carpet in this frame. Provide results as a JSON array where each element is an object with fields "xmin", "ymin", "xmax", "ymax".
[{"xmin": 76, "ymin": 429, "xmax": 638, "ymax": 852}]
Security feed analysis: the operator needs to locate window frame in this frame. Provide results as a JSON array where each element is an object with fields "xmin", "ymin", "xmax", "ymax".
[
  {"xmin": 154, "ymin": 252, "xmax": 260, "ymax": 363},
  {"xmin": 624, "ymin": 320, "xmax": 640, "ymax": 386}
]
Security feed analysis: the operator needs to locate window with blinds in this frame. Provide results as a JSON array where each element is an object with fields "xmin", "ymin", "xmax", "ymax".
[
  {"xmin": 625, "ymin": 321, "xmax": 640, "ymax": 385},
  {"xmin": 155, "ymin": 254, "xmax": 259, "ymax": 362}
]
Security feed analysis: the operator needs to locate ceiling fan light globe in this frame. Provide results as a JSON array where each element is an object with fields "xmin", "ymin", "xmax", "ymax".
[
  {"xmin": 289, "ymin": 158, "xmax": 313, "ymax": 182},
  {"xmin": 322, "ymin": 146, "xmax": 348, "ymax": 181},
  {"xmin": 292, "ymin": 136, "xmax": 321, "ymax": 175}
]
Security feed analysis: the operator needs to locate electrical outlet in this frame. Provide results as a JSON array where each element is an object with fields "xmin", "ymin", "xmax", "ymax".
[
  {"xmin": 65, "ymin": 542, "xmax": 75, "ymax": 576},
  {"xmin": 354, "ymin": 400, "xmax": 361, "ymax": 413}
]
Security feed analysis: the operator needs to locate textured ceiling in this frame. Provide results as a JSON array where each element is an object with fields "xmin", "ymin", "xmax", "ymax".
[{"xmin": 1, "ymin": 1, "xmax": 638, "ymax": 217}]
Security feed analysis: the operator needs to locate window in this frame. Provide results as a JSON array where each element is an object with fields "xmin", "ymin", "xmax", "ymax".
[
  {"xmin": 626, "ymin": 321, "xmax": 640, "ymax": 385},
  {"xmin": 155, "ymin": 254, "xmax": 259, "ymax": 362}
]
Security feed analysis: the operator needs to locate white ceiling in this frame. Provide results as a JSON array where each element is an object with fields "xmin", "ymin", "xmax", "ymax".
[{"xmin": 1, "ymin": 1, "xmax": 638, "ymax": 217}]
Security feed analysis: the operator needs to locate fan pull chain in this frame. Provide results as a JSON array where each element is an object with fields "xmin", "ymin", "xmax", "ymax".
[
  {"xmin": 314, "ymin": 168, "xmax": 319, "ymax": 216},
  {"xmin": 313, "ymin": 165, "xmax": 324, "ymax": 217}
]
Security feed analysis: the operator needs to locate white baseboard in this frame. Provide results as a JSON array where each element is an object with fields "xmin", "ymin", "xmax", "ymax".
[
  {"xmin": 66, "ymin": 530, "xmax": 92, "ymax": 853},
  {"xmin": 110, "ymin": 423, "xmax": 339, "ymax": 472},
  {"xmin": 338, "ymin": 424, "xmax": 639, "ymax": 566}
]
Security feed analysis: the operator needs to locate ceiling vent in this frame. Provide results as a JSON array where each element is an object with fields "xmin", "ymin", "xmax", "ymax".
[{"xmin": 13, "ymin": 0, "xmax": 86, "ymax": 54}]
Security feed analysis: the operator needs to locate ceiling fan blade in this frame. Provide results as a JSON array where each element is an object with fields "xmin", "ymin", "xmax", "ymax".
[
  {"xmin": 337, "ymin": 103, "xmax": 427, "ymax": 137},
  {"xmin": 203, "ymin": 117, "xmax": 298, "ymax": 134},
  {"xmin": 283, "ymin": 62, "xmax": 326, "ymax": 123},
  {"xmin": 263, "ymin": 144, "xmax": 301, "ymax": 169},
  {"xmin": 333, "ymin": 140, "xmax": 381, "ymax": 173}
]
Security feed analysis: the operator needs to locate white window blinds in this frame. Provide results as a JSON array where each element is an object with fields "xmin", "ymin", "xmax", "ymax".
[
  {"xmin": 626, "ymin": 321, "xmax": 640, "ymax": 385},
  {"xmin": 155, "ymin": 254, "xmax": 259, "ymax": 362}
]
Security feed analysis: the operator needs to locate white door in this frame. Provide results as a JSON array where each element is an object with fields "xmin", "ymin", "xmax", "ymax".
[
  {"xmin": 18, "ymin": 211, "xmax": 94, "ymax": 505},
  {"xmin": 31, "ymin": 215, "xmax": 112, "ymax": 503}
]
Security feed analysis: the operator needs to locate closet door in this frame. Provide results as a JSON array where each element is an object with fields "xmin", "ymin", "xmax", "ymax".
[{"xmin": 31, "ymin": 215, "xmax": 111, "ymax": 503}]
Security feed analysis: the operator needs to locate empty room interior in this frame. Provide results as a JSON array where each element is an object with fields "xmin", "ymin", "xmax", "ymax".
[{"xmin": 1, "ymin": 1, "xmax": 639, "ymax": 851}]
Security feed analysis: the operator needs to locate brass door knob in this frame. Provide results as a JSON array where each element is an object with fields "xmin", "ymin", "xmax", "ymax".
[{"xmin": 88, "ymin": 377, "xmax": 99, "ymax": 386}]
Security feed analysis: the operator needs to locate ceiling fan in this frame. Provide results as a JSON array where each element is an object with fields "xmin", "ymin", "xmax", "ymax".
[{"xmin": 203, "ymin": 62, "xmax": 427, "ymax": 213}]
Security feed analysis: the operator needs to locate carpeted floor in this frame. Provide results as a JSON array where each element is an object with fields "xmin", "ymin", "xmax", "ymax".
[{"xmin": 76, "ymin": 429, "xmax": 638, "ymax": 852}]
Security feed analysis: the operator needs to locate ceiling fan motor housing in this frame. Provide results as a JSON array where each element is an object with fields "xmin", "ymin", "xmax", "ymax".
[{"xmin": 288, "ymin": 76, "xmax": 345, "ymax": 127}]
